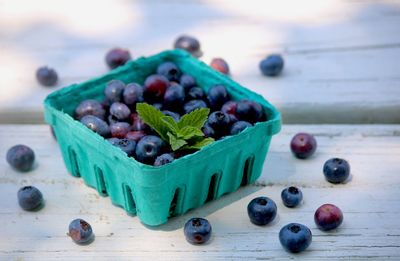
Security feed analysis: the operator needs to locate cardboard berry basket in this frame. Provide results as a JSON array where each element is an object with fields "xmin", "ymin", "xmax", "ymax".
[{"xmin": 43, "ymin": 49, "xmax": 281, "ymax": 226}]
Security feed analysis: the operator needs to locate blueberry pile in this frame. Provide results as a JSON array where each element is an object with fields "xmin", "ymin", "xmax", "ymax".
[{"xmin": 74, "ymin": 61, "xmax": 266, "ymax": 166}]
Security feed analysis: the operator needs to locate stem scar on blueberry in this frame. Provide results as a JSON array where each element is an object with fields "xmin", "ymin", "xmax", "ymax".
[
  {"xmin": 289, "ymin": 224, "xmax": 301, "ymax": 233},
  {"xmin": 288, "ymin": 186, "xmax": 299, "ymax": 194},
  {"xmin": 257, "ymin": 198, "xmax": 268, "ymax": 205}
]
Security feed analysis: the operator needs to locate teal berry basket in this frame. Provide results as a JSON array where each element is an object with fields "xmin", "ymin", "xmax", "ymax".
[{"xmin": 43, "ymin": 49, "xmax": 281, "ymax": 226}]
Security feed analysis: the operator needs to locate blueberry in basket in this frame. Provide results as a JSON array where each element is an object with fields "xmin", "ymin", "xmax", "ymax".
[{"xmin": 73, "ymin": 61, "xmax": 267, "ymax": 166}]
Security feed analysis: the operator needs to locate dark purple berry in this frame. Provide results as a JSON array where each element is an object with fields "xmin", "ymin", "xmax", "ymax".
[
  {"xmin": 68, "ymin": 218, "xmax": 94, "ymax": 244},
  {"xmin": 162, "ymin": 110, "xmax": 180, "ymax": 122},
  {"xmin": 105, "ymin": 48, "xmax": 131, "ymax": 69},
  {"xmin": 260, "ymin": 54, "xmax": 284, "ymax": 76},
  {"xmin": 290, "ymin": 133, "xmax": 317, "ymax": 159},
  {"xmin": 123, "ymin": 83, "xmax": 143, "ymax": 106},
  {"xmin": 157, "ymin": 62, "xmax": 181, "ymax": 81},
  {"xmin": 236, "ymin": 100, "xmax": 263, "ymax": 123},
  {"xmin": 323, "ymin": 158, "xmax": 350, "ymax": 184},
  {"xmin": 144, "ymin": 74, "xmax": 169, "ymax": 102},
  {"xmin": 207, "ymin": 85, "xmax": 230, "ymax": 111},
  {"xmin": 221, "ymin": 101, "xmax": 237, "ymax": 115},
  {"xmin": 75, "ymin": 99, "xmax": 106, "ymax": 120},
  {"xmin": 18, "ymin": 186, "xmax": 43, "ymax": 211},
  {"xmin": 210, "ymin": 58, "xmax": 230, "ymax": 75},
  {"xmin": 279, "ymin": 223, "xmax": 312, "ymax": 253},
  {"xmin": 110, "ymin": 122, "xmax": 131, "ymax": 138},
  {"xmin": 107, "ymin": 138, "xmax": 136, "ymax": 156},
  {"xmin": 125, "ymin": 131, "xmax": 146, "ymax": 142},
  {"xmin": 184, "ymin": 218, "xmax": 212, "ymax": 244},
  {"xmin": 154, "ymin": 153, "xmax": 174, "ymax": 166},
  {"xmin": 183, "ymin": 100, "xmax": 208, "ymax": 114},
  {"xmin": 174, "ymin": 35, "xmax": 202, "ymax": 57},
  {"xmin": 36, "ymin": 66, "xmax": 58, "ymax": 86},
  {"xmin": 180, "ymin": 74, "xmax": 197, "ymax": 90},
  {"xmin": 228, "ymin": 114, "xmax": 238, "ymax": 125},
  {"xmin": 281, "ymin": 186, "xmax": 303, "ymax": 208},
  {"xmin": 314, "ymin": 204, "xmax": 343, "ymax": 231},
  {"xmin": 207, "ymin": 111, "xmax": 230, "ymax": 135},
  {"xmin": 187, "ymin": 87, "xmax": 205, "ymax": 100},
  {"xmin": 110, "ymin": 102, "xmax": 131, "ymax": 121},
  {"xmin": 163, "ymin": 84, "xmax": 185, "ymax": 111},
  {"xmin": 247, "ymin": 196, "xmax": 277, "ymax": 226},
  {"xmin": 104, "ymin": 80, "xmax": 125, "ymax": 103},
  {"xmin": 135, "ymin": 135, "xmax": 166, "ymax": 164},
  {"xmin": 80, "ymin": 115, "xmax": 110, "ymax": 137},
  {"xmin": 230, "ymin": 121, "xmax": 252, "ymax": 135},
  {"xmin": 6, "ymin": 145, "xmax": 35, "ymax": 172}
]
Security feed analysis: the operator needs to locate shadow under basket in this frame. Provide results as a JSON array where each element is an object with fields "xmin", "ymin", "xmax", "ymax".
[{"xmin": 43, "ymin": 49, "xmax": 281, "ymax": 226}]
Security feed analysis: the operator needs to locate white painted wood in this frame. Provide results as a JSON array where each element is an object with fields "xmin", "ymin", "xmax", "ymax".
[
  {"xmin": 0, "ymin": 125, "xmax": 399, "ymax": 260},
  {"xmin": 0, "ymin": 0, "xmax": 400, "ymax": 123}
]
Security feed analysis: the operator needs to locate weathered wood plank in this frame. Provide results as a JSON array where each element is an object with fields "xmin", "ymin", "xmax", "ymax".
[{"xmin": 0, "ymin": 125, "xmax": 399, "ymax": 260}]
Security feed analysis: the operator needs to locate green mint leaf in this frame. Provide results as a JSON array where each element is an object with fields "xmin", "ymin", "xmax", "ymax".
[
  {"xmin": 161, "ymin": 116, "xmax": 178, "ymax": 134},
  {"xmin": 167, "ymin": 132, "xmax": 187, "ymax": 151},
  {"xmin": 184, "ymin": 137, "xmax": 214, "ymax": 150},
  {"xmin": 177, "ymin": 126, "xmax": 204, "ymax": 139},
  {"xmin": 136, "ymin": 103, "xmax": 170, "ymax": 141},
  {"xmin": 178, "ymin": 108, "xmax": 210, "ymax": 130}
]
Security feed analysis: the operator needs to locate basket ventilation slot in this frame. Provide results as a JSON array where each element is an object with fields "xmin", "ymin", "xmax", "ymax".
[
  {"xmin": 94, "ymin": 166, "xmax": 107, "ymax": 196},
  {"xmin": 241, "ymin": 155, "xmax": 255, "ymax": 186},
  {"xmin": 68, "ymin": 148, "xmax": 80, "ymax": 177},
  {"xmin": 123, "ymin": 184, "xmax": 136, "ymax": 215},
  {"xmin": 206, "ymin": 173, "xmax": 220, "ymax": 202},
  {"xmin": 169, "ymin": 188, "xmax": 181, "ymax": 217}
]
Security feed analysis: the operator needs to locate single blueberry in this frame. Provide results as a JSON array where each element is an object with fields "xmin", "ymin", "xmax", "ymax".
[
  {"xmin": 247, "ymin": 196, "xmax": 277, "ymax": 226},
  {"xmin": 123, "ymin": 83, "xmax": 144, "ymax": 106},
  {"xmin": 135, "ymin": 135, "xmax": 166, "ymax": 164},
  {"xmin": 236, "ymin": 100, "xmax": 264, "ymax": 123},
  {"xmin": 143, "ymin": 74, "xmax": 169, "ymax": 102},
  {"xmin": 183, "ymin": 218, "xmax": 212, "ymax": 244},
  {"xmin": 154, "ymin": 153, "xmax": 175, "ymax": 166},
  {"xmin": 110, "ymin": 122, "xmax": 131, "ymax": 138},
  {"xmin": 323, "ymin": 158, "xmax": 350, "ymax": 184},
  {"xmin": 107, "ymin": 138, "xmax": 136, "ymax": 156},
  {"xmin": 314, "ymin": 204, "xmax": 344, "ymax": 231},
  {"xmin": 210, "ymin": 58, "xmax": 230, "ymax": 75},
  {"xmin": 162, "ymin": 110, "xmax": 180, "ymax": 122},
  {"xmin": 110, "ymin": 102, "xmax": 131, "ymax": 121},
  {"xmin": 281, "ymin": 186, "xmax": 303, "ymax": 208},
  {"xmin": 80, "ymin": 115, "xmax": 110, "ymax": 137},
  {"xmin": 279, "ymin": 223, "xmax": 312, "ymax": 253},
  {"xmin": 290, "ymin": 133, "xmax": 317, "ymax": 159},
  {"xmin": 75, "ymin": 99, "xmax": 106, "ymax": 120},
  {"xmin": 68, "ymin": 218, "xmax": 94, "ymax": 244},
  {"xmin": 207, "ymin": 111, "xmax": 231, "ymax": 136},
  {"xmin": 260, "ymin": 54, "xmax": 284, "ymax": 76},
  {"xmin": 157, "ymin": 62, "xmax": 181, "ymax": 82},
  {"xmin": 174, "ymin": 35, "xmax": 202, "ymax": 57},
  {"xmin": 183, "ymin": 100, "xmax": 208, "ymax": 114},
  {"xmin": 230, "ymin": 121, "xmax": 252, "ymax": 135},
  {"xmin": 105, "ymin": 48, "xmax": 131, "ymax": 69},
  {"xmin": 207, "ymin": 85, "xmax": 230, "ymax": 111},
  {"xmin": 163, "ymin": 84, "xmax": 185, "ymax": 111},
  {"xmin": 18, "ymin": 186, "xmax": 43, "ymax": 211},
  {"xmin": 104, "ymin": 80, "xmax": 125, "ymax": 103},
  {"xmin": 187, "ymin": 87, "xmax": 205, "ymax": 100},
  {"xmin": 36, "ymin": 66, "xmax": 58, "ymax": 86},
  {"xmin": 7, "ymin": 145, "xmax": 35, "ymax": 172},
  {"xmin": 180, "ymin": 74, "xmax": 197, "ymax": 90}
]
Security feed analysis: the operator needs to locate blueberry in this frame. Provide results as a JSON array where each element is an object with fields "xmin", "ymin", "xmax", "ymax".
[
  {"xmin": 104, "ymin": 80, "xmax": 125, "ymax": 103},
  {"xmin": 154, "ymin": 153, "xmax": 174, "ymax": 166},
  {"xmin": 230, "ymin": 121, "xmax": 252, "ymax": 135},
  {"xmin": 162, "ymin": 110, "xmax": 180, "ymax": 122},
  {"xmin": 157, "ymin": 62, "xmax": 181, "ymax": 81},
  {"xmin": 17, "ymin": 186, "xmax": 43, "ymax": 211},
  {"xmin": 187, "ymin": 87, "xmax": 205, "ymax": 100},
  {"xmin": 174, "ymin": 35, "xmax": 202, "ymax": 57},
  {"xmin": 247, "ymin": 196, "xmax": 277, "ymax": 226},
  {"xmin": 75, "ymin": 99, "xmax": 106, "ymax": 120},
  {"xmin": 183, "ymin": 100, "xmax": 208, "ymax": 114},
  {"xmin": 163, "ymin": 84, "xmax": 185, "ymax": 111},
  {"xmin": 68, "ymin": 218, "xmax": 94, "ymax": 244},
  {"xmin": 7, "ymin": 145, "xmax": 35, "ymax": 172},
  {"xmin": 207, "ymin": 111, "xmax": 230, "ymax": 136},
  {"xmin": 314, "ymin": 204, "xmax": 343, "ymax": 231},
  {"xmin": 105, "ymin": 48, "xmax": 131, "ymax": 69},
  {"xmin": 110, "ymin": 102, "xmax": 131, "ymax": 121},
  {"xmin": 107, "ymin": 138, "xmax": 136, "ymax": 156},
  {"xmin": 80, "ymin": 115, "xmax": 110, "ymax": 137},
  {"xmin": 144, "ymin": 74, "xmax": 169, "ymax": 102},
  {"xmin": 279, "ymin": 223, "xmax": 312, "ymax": 253},
  {"xmin": 202, "ymin": 124, "xmax": 216, "ymax": 138},
  {"xmin": 236, "ymin": 100, "xmax": 263, "ymax": 123},
  {"xmin": 259, "ymin": 54, "xmax": 284, "ymax": 76},
  {"xmin": 210, "ymin": 58, "xmax": 230, "ymax": 75},
  {"xmin": 122, "ymin": 83, "xmax": 144, "ymax": 106},
  {"xmin": 36, "ymin": 66, "xmax": 58, "ymax": 86},
  {"xmin": 110, "ymin": 122, "xmax": 131, "ymax": 138},
  {"xmin": 135, "ymin": 135, "xmax": 166, "ymax": 164},
  {"xmin": 130, "ymin": 113, "xmax": 149, "ymax": 132},
  {"xmin": 184, "ymin": 218, "xmax": 212, "ymax": 244},
  {"xmin": 323, "ymin": 158, "xmax": 350, "ymax": 184},
  {"xmin": 227, "ymin": 114, "xmax": 239, "ymax": 125},
  {"xmin": 281, "ymin": 186, "xmax": 303, "ymax": 208},
  {"xmin": 290, "ymin": 133, "xmax": 317, "ymax": 159},
  {"xmin": 125, "ymin": 131, "xmax": 146, "ymax": 142},
  {"xmin": 180, "ymin": 74, "xmax": 197, "ymax": 90},
  {"xmin": 207, "ymin": 85, "xmax": 230, "ymax": 111},
  {"xmin": 221, "ymin": 101, "xmax": 237, "ymax": 115}
]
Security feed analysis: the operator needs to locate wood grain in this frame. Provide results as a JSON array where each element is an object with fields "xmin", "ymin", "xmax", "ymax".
[{"xmin": 0, "ymin": 125, "xmax": 399, "ymax": 260}]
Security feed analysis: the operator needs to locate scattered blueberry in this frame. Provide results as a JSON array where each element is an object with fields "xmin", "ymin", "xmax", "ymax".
[
  {"xmin": 236, "ymin": 100, "xmax": 263, "ymax": 123},
  {"xmin": 17, "ymin": 186, "xmax": 43, "ymax": 211},
  {"xmin": 162, "ymin": 110, "xmax": 180, "ymax": 122},
  {"xmin": 157, "ymin": 62, "xmax": 181, "ymax": 81},
  {"xmin": 105, "ymin": 48, "xmax": 131, "ymax": 69},
  {"xmin": 104, "ymin": 80, "xmax": 125, "ymax": 103},
  {"xmin": 36, "ymin": 66, "xmax": 58, "ymax": 86},
  {"xmin": 183, "ymin": 100, "xmax": 208, "ymax": 114},
  {"xmin": 247, "ymin": 196, "xmax": 277, "ymax": 226},
  {"xmin": 207, "ymin": 85, "xmax": 230, "ymax": 111},
  {"xmin": 314, "ymin": 204, "xmax": 343, "ymax": 231},
  {"xmin": 290, "ymin": 133, "xmax": 317, "ymax": 159},
  {"xmin": 163, "ymin": 84, "xmax": 185, "ymax": 111},
  {"xmin": 174, "ymin": 35, "xmax": 202, "ymax": 57},
  {"xmin": 110, "ymin": 102, "xmax": 131, "ymax": 121},
  {"xmin": 110, "ymin": 122, "xmax": 131, "ymax": 138},
  {"xmin": 180, "ymin": 74, "xmax": 197, "ymax": 90},
  {"xmin": 259, "ymin": 54, "xmax": 284, "ymax": 76},
  {"xmin": 230, "ymin": 121, "xmax": 252, "ymax": 135},
  {"xmin": 279, "ymin": 223, "xmax": 312, "ymax": 253},
  {"xmin": 184, "ymin": 217, "xmax": 212, "ymax": 244},
  {"xmin": 135, "ymin": 135, "xmax": 166, "ymax": 164},
  {"xmin": 323, "ymin": 158, "xmax": 350, "ymax": 184},
  {"xmin": 210, "ymin": 58, "xmax": 230, "ymax": 75},
  {"xmin": 107, "ymin": 138, "xmax": 136, "ymax": 156},
  {"xmin": 281, "ymin": 186, "xmax": 303, "ymax": 208},
  {"xmin": 221, "ymin": 101, "xmax": 237, "ymax": 116},
  {"xmin": 123, "ymin": 83, "xmax": 144, "ymax": 106},
  {"xmin": 144, "ymin": 74, "xmax": 169, "ymax": 102},
  {"xmin": 207, "ymin": 111, "xmax": 230, "ymax": 136},
  {"xmin": 125, "ymin": 130, "xmax": 146, "ymax": 142},
  {"xmin": 80, "ymin": 115, "xmax": 110, "ymax": 137},
  {"xmin": 6, "ymin": 145, "xmax": 35, "ymax": 172},
  {"xmin": 68, "ymin": 218, "xmax": 94, "ymax": 244},
  {"xmin": 75, "ymin": 99, "xmax": 106, "ymax": 120},
  {"xmin": 154, "ymin": 153, "xmax": 174, "ymax": 166}
]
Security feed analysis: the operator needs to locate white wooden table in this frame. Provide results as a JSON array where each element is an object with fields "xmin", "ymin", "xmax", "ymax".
[{"xmin": 1, "ymin": 0, "xmax": 400, "ymax": 260}]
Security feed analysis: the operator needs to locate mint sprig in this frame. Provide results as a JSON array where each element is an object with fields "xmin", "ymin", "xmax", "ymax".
[{"xmin": 136, "ymin": 103, "xmax": 214, "ymax": 151}]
